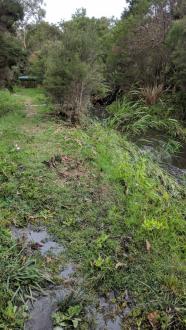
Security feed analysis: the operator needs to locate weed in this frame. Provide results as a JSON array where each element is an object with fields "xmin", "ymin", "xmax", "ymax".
[{"xmin": 53, "ymin": 292, "xmax": 87, "ymax": 329}]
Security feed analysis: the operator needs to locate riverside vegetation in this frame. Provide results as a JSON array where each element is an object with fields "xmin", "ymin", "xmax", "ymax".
[{"xmin": 0, "ymin": 88, "xmax": 185, "ymax": 329}]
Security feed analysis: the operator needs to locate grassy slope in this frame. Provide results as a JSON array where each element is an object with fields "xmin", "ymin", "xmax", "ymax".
[{"xmin": 0, "ymin": 88, "xmax": 185, "ymax": 329}]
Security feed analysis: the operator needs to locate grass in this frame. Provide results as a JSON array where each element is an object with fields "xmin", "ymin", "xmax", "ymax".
[
  {"xmin": 0, "ymin": 88, "xmax": 185, "ymax": 329},
  {"xmin": 0, "ymin": 90, "xmax": 23, "ymax": 117},
  {"xmin": 107, "ymin": 98, "xmax": 186, "ymax": 142}
]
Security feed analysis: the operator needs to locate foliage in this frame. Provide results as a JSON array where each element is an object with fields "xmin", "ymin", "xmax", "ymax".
[
  {"xmin": 107, "ymin": 98, "xmax": 185, "ymax": 139},
  {"xmin": 24, "ymin": 22, "xmax": 61, "ymax": 82},
  {"xmin": 107, "ymin": 0, "xmax": 172, "ymax": 89},
  {"xmin": 0, "ymin": 0, "xmax": 23, "ymax": 31},
  {"xmin": 0, "ymin": 90, "xmax": 23, "ymax": 117},
  {"xmin": 166, "ymin": 15, "xmax": 186, "ymax": 118},
  {"xmin": 45, "ymin": 10, "xmax": 109, "ymax": 122},
  {"xmin": 104, "ymin": 0, "xmax": 186, "ymax": 114},
  {"xmin": 0, "ymin": 0, "xmax": 24, "ymax": 88},
  {"xmin": 19, "ymin": 0, "xmax": 46, "ymax": 25},
  {"xmin": 18, "ymin": 0, "xmax": 46, "ymax": 48}
]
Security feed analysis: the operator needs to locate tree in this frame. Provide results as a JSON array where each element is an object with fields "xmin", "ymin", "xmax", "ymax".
[
  {"xmin": 167, "ymin": 14, "xmax": 186, "ymax": 117},
  {"xmin": 18, "ymin": 0, "xmax": 46, "ymax": 48},
  {"xmin": 0, "ymin": 0, "xmax": 24, "ymax": 89},
  {"xmin": 25, "ymin": 22, "xmax": 61, "ymax": 82},
  {"xmin": 45, "ymin": 10, "xmax": 108, "ymax": 122},
  {"xmin": 107, "ymin": 0, "xmax": 183, "ymax": 91}
]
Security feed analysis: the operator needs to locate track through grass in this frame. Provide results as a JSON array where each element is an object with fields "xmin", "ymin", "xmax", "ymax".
[{"xmin": 0, "ymin": 88, "xmax": 185, "ymax": 329}]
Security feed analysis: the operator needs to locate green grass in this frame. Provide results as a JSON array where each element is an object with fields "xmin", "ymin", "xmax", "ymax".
[
  {"xmin": 0, "ymin": 88, "xmax": 185, "ymax": 329},
  {"xmin": 0, "ymin": 90, "xmax": 24, "ymax": 117},
  {"xmin": 107, "ymin": 98, "xmax": 186, "ymax": 142}
]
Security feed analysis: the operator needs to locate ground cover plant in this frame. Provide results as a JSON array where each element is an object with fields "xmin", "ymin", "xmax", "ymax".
[{"xmin": 0, "ymin": 88, "xmax": 185, "ymax": 329}]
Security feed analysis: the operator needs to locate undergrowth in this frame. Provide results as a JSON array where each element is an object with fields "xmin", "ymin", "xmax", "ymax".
[
  {"xmin": 0, "ymin": 90, "xmax": 23, "ymax": 117},
  {"xmin": 107, "ymin": 98, "xmax": 186, "ymax": 142},
  {"xmin": 0, "ymin": 88, "xmax": 185, "ymax": 329}
]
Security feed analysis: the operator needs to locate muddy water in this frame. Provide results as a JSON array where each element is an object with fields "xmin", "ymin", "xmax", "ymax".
[
  {"xmin": 171, "ymin": 143, "xmax": 186, "ymax": 169},
  {"xmin": 12, "ymin": 226, "xmax": 130, "ymax": 329},
  {"xmin": 60, "ymin": 264, "xmax": 75, "ymax": 279},
  {"xmin": 86, "ymin": 292, "xmax": 131, "ymax": 330},
  {"xmin": 24, "ymin": 287, "xmax": 72, "ymax": 330},
  {"xmin": 25, "ymin": 290, "xmax": 126, "ymax": 330},
  {"xmin": 12, "ymin": 226, "xmax": 64, "ymax": 256},
  {"xmin": 137, "ymin": 134, "xmax": 186, "ymax": 182}
]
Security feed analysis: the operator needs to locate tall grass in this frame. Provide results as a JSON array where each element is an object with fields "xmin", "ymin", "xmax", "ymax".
[
  {"xmin": 0, "ymin": 90, "xmax": 22, "ymax": 117},
  {"xmin": 140, "ymin": 84, "xmax": 164, "ymax": 105},
  {"xmin": 107, "ymin": 98, "xmax": 185, "ymax": 140},
  {"xmin": 0, "ymin": 227, "xmax": 50, "ymax": 328}
]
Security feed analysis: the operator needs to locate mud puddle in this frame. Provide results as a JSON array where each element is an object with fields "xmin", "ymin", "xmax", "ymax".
[
  {"xmin": 87, "ymin": 291, "xmax": 131, "ymax": 330},
  {"xmin": 24, "ymin": 286, "xmax": 72, "ymax": 330},
  {"xmin": 12, "ymin": 228, "xmax": 129, "ymax": 329},
  {"xmin": 60, "ymin": 263, "xmax": 75, "ymax": 279},
  {"xmin": 25, "ymin": 287, "xmax": 130, "ymax": 330},
  {"xmin": 11, "ymin": 226, "xmax": 64, "ymax": 256}
]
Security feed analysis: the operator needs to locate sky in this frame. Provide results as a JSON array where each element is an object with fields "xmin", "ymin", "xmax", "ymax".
[{"xmin": 45, "ymin": 0, "xmax": 127, "ymax": 23}]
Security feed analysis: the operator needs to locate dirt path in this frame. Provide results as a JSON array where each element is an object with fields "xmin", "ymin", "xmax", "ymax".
[{"xmin": 9, "ymin": 91, "xmax": 125, "ymax": 330}]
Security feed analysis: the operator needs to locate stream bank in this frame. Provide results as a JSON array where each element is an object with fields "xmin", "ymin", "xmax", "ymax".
[{"xmin": 1, "ymin": 88, "xmax": 185, "ymax": 329}]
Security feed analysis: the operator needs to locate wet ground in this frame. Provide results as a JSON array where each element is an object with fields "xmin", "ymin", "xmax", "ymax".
[
  {"xmin": 12, "ymin": 226, "xmax": 126, "ymax": 330},
  {"xmin": 12, "ymin": 226, "xmax": 64, "ymax": 256},
  {"xmin": 60, "ymin": 264, "xmax": 75, "ymax": 279},
  {"xmin": 11, "ymin": 133, "xmax": 186, "ymax": 330},
  {"xmin": 86, "ymin": 291, "xmax": 131, "ymax": 330},
  {"xmin": 24, "ymin": 286, "xmax": 72, "ymax": 330},
  {"xmin": 24, "ymin": 288, "xmax": 128, "ymax": 330}
]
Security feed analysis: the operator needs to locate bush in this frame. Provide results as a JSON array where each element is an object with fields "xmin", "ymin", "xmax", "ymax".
[
  {"xmin": 166, "ymin": 16, "xmax": 186, "ymax": 118},
  {"xmin": 140, "ymin": 84, "xmax": 164, "ymax": 105},
  {"xmin": 45, "ymin": 10, "xmax": 107, "ymax": 123}
]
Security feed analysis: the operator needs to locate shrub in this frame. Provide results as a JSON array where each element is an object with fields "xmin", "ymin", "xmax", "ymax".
[
  {"xmin": 45, "ymin": 11, "xmax": 107, "ymax": 123},
  {"xmin": 140, "ymin": 84, "xmax": 164, "ymax": 105}
]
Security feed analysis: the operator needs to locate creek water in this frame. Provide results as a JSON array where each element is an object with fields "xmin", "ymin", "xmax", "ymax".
[
  {"xmin": 171, "ymin": 143, "xmax": 186, "ymax": 170},
  {"xmin": 136, "ymin": 133, "xmax": 186, "ymax": 182}
]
